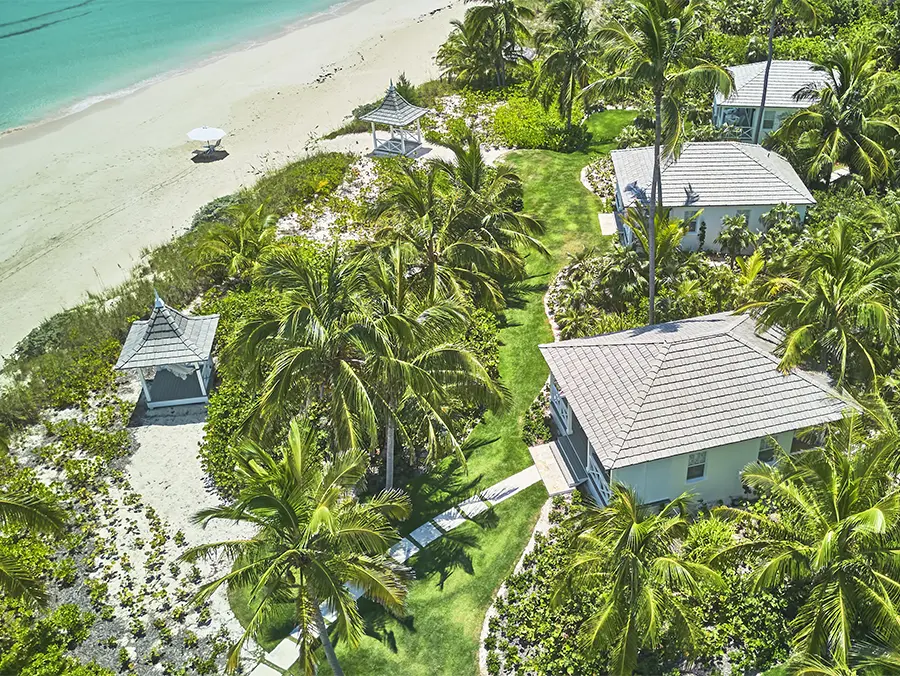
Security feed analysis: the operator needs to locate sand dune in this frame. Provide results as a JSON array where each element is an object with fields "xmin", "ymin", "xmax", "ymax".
[{"xmin": 0, "ymin": 0, "xmax": 463, "ymax": 357}]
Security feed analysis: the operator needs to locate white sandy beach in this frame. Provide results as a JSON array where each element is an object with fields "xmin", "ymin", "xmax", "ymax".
[{"xmin": 0, "ymin": 0, "xmax": 464, "ymax": 357}]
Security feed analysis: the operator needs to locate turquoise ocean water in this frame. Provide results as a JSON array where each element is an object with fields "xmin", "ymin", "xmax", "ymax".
[{"xmin": 0, "ymin": 0, "xmax": 345, "ymax": 131}]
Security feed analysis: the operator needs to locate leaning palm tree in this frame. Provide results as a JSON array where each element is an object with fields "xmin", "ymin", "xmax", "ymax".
[
  {"xmin": 712, "ymin": 415, "xmax": 900, "ymax": 669},
  {"xmin": 197, "ymin": 202, "xmax": 278, "ymax": 284},
  {"xmin": 0, "ymin": 491, "xmax": 67, "ymax": 607},
  {"xmin": 752, "ymin": 0, "xmax": 817, "ymax": 143},
  {"xmin": 554, "ymin": 484, "xmax": 722, "ymax": 675},
  {"xmin": 531, "ymin": 0, "xmax": 601, "ymax": 130},
  {"xmin": 233, "ymin": 245, "xmax": 379, "ymax": 449},
  {"xmin": 769, "ymin": 43, "xmax": 900, "ymax": 189},
  {"xmin": 182, "ymin": 419, "xmax": 411, "ymax": 675},
  {"xmin": 464, "ymin": 0, "xmax": 534, "ymax": 87},
  {"xmin": 742, "ymin": 217, "xmax": 900, "ymax": 385},
  {"xmin": 590, "ymin": 0, "xmax": 732, "ymax": 323},
  {"xmin": 372, "ymin": 163, "xmax": 524, "ymax": 310},
  {"xmin": 360, "ymin": 243, "xmax": 506, "ymax": 488}
]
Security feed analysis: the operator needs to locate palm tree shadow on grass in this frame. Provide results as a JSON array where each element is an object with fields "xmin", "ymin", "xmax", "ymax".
[{"xmin": 502, "ymin": 275, "xmax": 549, "ymax": 312}]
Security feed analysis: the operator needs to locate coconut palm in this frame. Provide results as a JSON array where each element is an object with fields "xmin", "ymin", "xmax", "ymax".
[
  {"xmin": 589, "ymin": 0, "xmax": 733, "ymax": 323},
  {"xmin": 434, "ymin": 133, "xmax": 548, "ymax": 255},
  {"xmin": 531, "ymin": 0, "xmax": 601, "ymax": 130},
  {"xmin": 464, "ymin": 0, "xmax": 534, "ymax": 87},
  {"xmin": 372, "ymin": 163, "xmax": 524, "ymax": 310},
  {"xmin": 437, "ymin": 18, "xmax": 497, "ymax": 87},
  {"xmin": 0, "ymin": 491, "xmax": 67, "ymax": 607},
  {"xmin": 716, "ymin": 214, "xmax": 757, "ymax": 269},
  {"xmin": 181, "ymin": 419, "xmax": 411, "ymax": 675},
  {"xmin": 360, "ymin": 243, "xmax": 505, "ymax": 489},
  {"xmin": 711, "ymin": 415, "xmax": 900, "ymax": 669},
  {"xmin": 769, "ymin": 43, "xmax": 900, "ymax": 189},
  {"xmin": 554, "ymin": 484, "xmax": 722, "ymax": 675},
  {"xmin": 197, "ymin": 203, "xmax": 278, "ymax": 284},
  {"xmin": 742, "ymin": 217, "xmax": 900, "ymax": 385},
  {"xmin": 233, "ymin": 245, "xmax": 379, "ymax": 449},
  {"xmin": 752, "ymin": 0, "xmax": 817, "ymax": 143}
]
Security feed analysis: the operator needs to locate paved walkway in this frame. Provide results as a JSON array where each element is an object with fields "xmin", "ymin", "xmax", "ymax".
[{"xmin": 248, "ymin": 465, "xmax": 541, "ymax": 675}]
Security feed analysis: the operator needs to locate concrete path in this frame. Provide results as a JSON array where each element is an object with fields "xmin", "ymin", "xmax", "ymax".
[{"xmin": 248, "ymin": 464, "xmax": 542, "ymax": 674}]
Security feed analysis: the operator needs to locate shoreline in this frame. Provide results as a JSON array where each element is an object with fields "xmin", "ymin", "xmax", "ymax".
[
  {"xmin": 0, "ymin": 0, "xmax": 463, "ymax": 358},
  {"xmin": 0, "ymin": 0, "xmax": 375, "ymax": 140}
]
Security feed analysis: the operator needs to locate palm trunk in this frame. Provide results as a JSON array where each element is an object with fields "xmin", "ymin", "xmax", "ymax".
[
  {"xmin": 647, "ymin": 91, "xmax": 662, "ymax": 325},
  {"xmin": 753, "ymin": 10, "xmax": 777, "ymax": 144},
  {"xmin": 385, "ymin": 412, "xmax": 396, "ymax": 490},
  {"xmin": 313, "ymin": 603, "xmax": 344, "ymax": 676}
]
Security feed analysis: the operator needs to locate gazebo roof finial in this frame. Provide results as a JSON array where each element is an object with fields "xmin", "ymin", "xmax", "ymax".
[{"xmin": 153, "ymin": 289, "xmax": 165, "ymax": 309}]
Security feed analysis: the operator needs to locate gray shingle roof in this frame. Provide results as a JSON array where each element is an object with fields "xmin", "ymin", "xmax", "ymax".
[
  {"xmin": 539, "ymin": 313, "xmax": 848, "ymax": 470},
  {"xmin": 716, "ymin": 60, "xmax": 829, "ymax": 109},
  {"xmin": 115, "ymin": 296, "xmax": 219, "ymax": 370},
  {"xmin": 358, "ymin": 84, "xmax": 429, "ymax": 126},
  {"xmin": 611, "ymin": 142, "xmax": 816, "ymax": 209}
]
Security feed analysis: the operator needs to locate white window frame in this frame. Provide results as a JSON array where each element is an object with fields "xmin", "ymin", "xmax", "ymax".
[
  {"xmin": 686, "ymin": 451, "xmax": 707, "ymax": 482},
  {"xmin": 758, "ymin": 436, "xmax": 777, "ymax": 464},
  {"xmin": 762, "ymin": 109, "xmax": 777, "ymax": 131},
  {"xmin": 684, "ymin": 210, "xmax": 699, "ymax": 233}
]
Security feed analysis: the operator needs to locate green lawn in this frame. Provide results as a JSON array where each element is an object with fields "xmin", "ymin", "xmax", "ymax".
[{"xmin": 230, "ymin": 110, "xmax": 635, "ymax": 675}]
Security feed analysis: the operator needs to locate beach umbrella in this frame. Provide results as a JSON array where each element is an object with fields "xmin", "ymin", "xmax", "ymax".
[{"xmin": 187, "ymin": 126, "xmax": 226, "ymax": 152}]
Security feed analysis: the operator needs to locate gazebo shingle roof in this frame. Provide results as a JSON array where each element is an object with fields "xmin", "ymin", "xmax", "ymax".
[
  {"xmin": 115, "ymin": 296, "xmax": 219, "ymax": 370},
  {"xmin": 540, "ymin": 313, "xmax": 849, "ymax": 470},
  {"xmin": 358, "ymin": 83, "xmax": 428, "ymax": 127}
]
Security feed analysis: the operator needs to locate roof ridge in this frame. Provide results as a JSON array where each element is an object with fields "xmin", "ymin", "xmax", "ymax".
[
  {"xmin": 607, "ymin": 341, "xmax": 672, "ymax": 469},
  {"xmin": 118, "ymin": 305, "xmax": 206, "ymax": 368},
  {"xmin": 164, "ymin": 306, "xmax": 206, "ymax": 360},
  {"xmin": 732, "ymin": 143, "xmax": 807, "ymax": 199}
]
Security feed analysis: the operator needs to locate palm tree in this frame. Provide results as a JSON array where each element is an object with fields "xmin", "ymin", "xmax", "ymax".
[
  {"xmin": 434, "ymin": 132, "xmax": 548, "ymax": 255},
  {"xmin": 712, "ymin": 415, "xmax": 900, "ymax": 669},
  {"xmin": 716, "ymin": 214, "xmax": 757, "ymax": 269},
  {"xmin": 742, "ymin": 217, "xmax": 900, "ymax": 385},
  {"xmin": 437, "ymin": 18, "xmax": 497, "ymax": 87},
  {"xmin": 554, "ymin": 484, "xmax": 722, "ymax": 675},
  {"xmin": 464, "ymin": 0, "xmax": 534, "ymax": 87},
  {"xmin": 590, "ymin": 0, "xmax": 733, "ymax": 323},
  {"xmin": 752, "ymin": 0, "xmax": 817, "ymax": 144},
  {"xmin": 234, "ymin": 245, "xmax": 379, "ymax": 449},
  {"xmin": 0, "ymin": 491, "xmax": 66, "ymax": 607},
  {"xmin": 182, "ymin": 419, "xmax": 411, "ymax": 675},
  {"xmin": 372, "ymin": 163, "xmax": 524, "ymax": 310},
  {"xmin": 360, "ymin": 243, "xmax": 505, "ymax": 489},
  {"xmin": 531, "ymin": 0, "xmax": 601, "ymax": 130},
  {"xmin": 769, "ymin": 43, "xmax": 900, "ymax": 189},
  {"xmin": 197, "ymin": 203, "xmax": 278, "ymax": 284}
]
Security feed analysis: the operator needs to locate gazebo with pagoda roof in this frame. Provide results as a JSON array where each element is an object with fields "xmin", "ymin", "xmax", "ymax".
[
  {"xmin": 358, "ymin": 82, "xmax": 429, "ymax": 156},
  {"xmin": 115, "ymin": 294, "xmax": 219, "ymax": 409}
]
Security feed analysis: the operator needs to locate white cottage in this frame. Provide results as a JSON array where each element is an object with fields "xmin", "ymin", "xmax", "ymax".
[
  {"xmin": 713, "ymin": 60, "xmax": 829, "ymax": 142},
  {"xmin": 532, "ymin": 313, "xmax": 848, "ymax": 505},
  {"xmin": 610, "ymin": 141, "xmax": 815, "ymax": 251}
]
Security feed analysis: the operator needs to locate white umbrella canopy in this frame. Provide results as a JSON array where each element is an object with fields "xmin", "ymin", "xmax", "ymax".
[{"xmin": 187, "ymin": 126, "xmax": 226, "ymax": 143}]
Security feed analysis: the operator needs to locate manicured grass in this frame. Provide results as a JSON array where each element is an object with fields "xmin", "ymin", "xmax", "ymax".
[
  {"xmin": 229, "ymin": 110, "xmax": 635, "ymax": 674},
  {"xmin": 325, "ymin": 483, "xmax": 547, "ymax": 675}
]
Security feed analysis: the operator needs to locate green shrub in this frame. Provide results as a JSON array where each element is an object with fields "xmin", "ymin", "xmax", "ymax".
[
  {"xmin": 492, "ymin": 94, "xmax": 590, "ymax": 152},
  {"xmin": 252, "ymin": 152, "xmax": 355, "ymax": 215},
  {"xmin": 464, "ymin": 308, "xmax": 501, "ymax": 379},
  {"xmin": 522, "ymin": 391, "xmax": 550, "ymax": 446}
]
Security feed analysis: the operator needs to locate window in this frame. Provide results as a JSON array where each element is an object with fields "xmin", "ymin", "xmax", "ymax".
[
  {"xmin": 762, "ymin": 110, "xmax": 777, "ymax": 132},
  {"xmin": 758, "ymin": 437, "xmax": 777, "ymax": 464},
  {"xmin": 684, "ymin": 210, "xmax": 699, "ymax": 233},
  {"xmin": 686, "ymin": 451, "xmax": 706, "ymax": 481}
]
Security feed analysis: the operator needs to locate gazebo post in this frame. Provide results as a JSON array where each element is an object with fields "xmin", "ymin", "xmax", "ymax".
[
  {"xmin": 371, "ymin": 121, "xmax": 377, "ymax": 152},
  {"xmin": 416, "ymin": 119, "xmax": 422, "ymax": 144},
  {"xmin": 138, "ymin": 370, "xmax": 153, "ymax": 406},
  {"xmin": 195, "ymin": 363, "xmax": 208, "ymax": 397},
  {"xmin": 401, "ymin": 126, "xmax": 406, "ymax": 155}
]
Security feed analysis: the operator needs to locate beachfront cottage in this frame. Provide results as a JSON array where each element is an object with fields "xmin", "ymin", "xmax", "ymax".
[
  {"xmin": 610, "ymin": 141, "xmax": 815, "ymax": 251},
  {"xmin": 358, "ymin": 82, "xmax": 429, "ymax": 157},
  {"xmin": 115, "ymin": 294, "xmax": 219, "ymax": 408},
  {"xmin": 713, "ymin": 60, "xmax": 829, "ymax": 142},
  {"xmin": 530, "ymin": 313, "xmax": 848, "ymax": 505}
]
